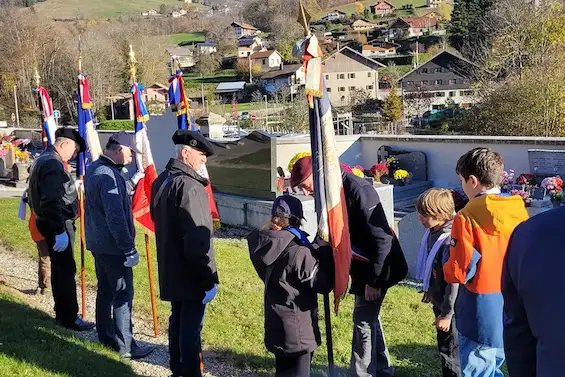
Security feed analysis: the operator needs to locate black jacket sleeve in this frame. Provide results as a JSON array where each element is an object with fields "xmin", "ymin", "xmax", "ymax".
[
  {"xmin": 38, "ymin": 160, "xmax": 68, "ymax": 235},
  {"xmin": 356, "ymin": 184, "xmax": 393, "ymax": 284},
  {"xmin": 502, "ymin": 236, "xmax": 536, "ymax": 377},
  {"xmin": 176, "ymin": 180, "xmax": 216, "ymax": 292},
  {"xmin": 294, "ymin": 243, "xmax": 334, "ymax": 294}
]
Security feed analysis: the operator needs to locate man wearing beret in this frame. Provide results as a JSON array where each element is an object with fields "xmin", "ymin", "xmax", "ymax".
[
  {"xmin": 85, "ymin": 131, "xmax": 153, "ymax": 360},
  {"xmin": 28, "ymin": 127, "xmax": 95, "ymax": 331},
  {"xmin": 150, "ymin": 130, "xmax": 219, "ymax": 377},
  {"xmin": 290, "ymin": 156, "xmax": 407, "ymax": 377}
]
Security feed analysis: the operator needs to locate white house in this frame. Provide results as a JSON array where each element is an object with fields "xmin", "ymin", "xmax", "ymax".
[
  {"xmin": 179, "ymin": 9, "xmax": 187, "ymax": 15},
  {"xmin": 184, "ymin": 0, "xmax": 192, "ymax": 3},
  {"xmin": 250, "ymin": 50, "xmax": 283, "ymax": 71},
  {"xmin": 237, "ymin": 36, "xmax": 265, "ymax": 58},
  {"xmin": 427, "ymin": 0, "xmax": 451, "ymax": 8},
  {"xmin": 361, "ymin": 42, "xmax": 399, "ymax": 57},
  {"xmin": 196, "ymin": 42, "xmax": 217, "ymax": 55},
  {"xmin": 172, "ymin": 11, "xmax": 181, "ymax": 18},
  {"xmin": 325, "ymin": 9, "xmax": 347, "ymax": 21},
  {"xmin": 231, "ymin": 22, "xmax": 260, "ymax": 39},
  {"xmin": 260, "ymin": 64, "xmax": 306, "ymax": 95}
]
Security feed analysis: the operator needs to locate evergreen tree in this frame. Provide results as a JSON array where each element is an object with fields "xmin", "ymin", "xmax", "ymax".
[
  {"xmin": 383, "ymin": 86, "xmax": 403, "ymax": 124},
  {"xmin": 449, "ymin": 0, "xmax": 493, "ymax": 52}
]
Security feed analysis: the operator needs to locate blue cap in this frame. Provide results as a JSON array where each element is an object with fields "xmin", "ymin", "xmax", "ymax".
[{"xmin": 272, "ymin": 195, "xmax": 304, "ymax": 220}]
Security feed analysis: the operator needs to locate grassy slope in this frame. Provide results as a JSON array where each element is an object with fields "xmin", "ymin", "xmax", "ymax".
[
  {"xmin": 316, "ymin": 0, "xmax": 428, "ymax": 19},
  {"xmin": 34, "ymin": 0, "xmax": 196, "ymax": 19},
  {"xmin": 170, "ymin": 32, "xmax": 207, "ymax": 45},
  {"xmin": 0, "ymin": 197, "xmax": 443, "ymax": 376},
  {"xmin": 0, "ymin": 285, "xmax": 137, "ymax": 377}
]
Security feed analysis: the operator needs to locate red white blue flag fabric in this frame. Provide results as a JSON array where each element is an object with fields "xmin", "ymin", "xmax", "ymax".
[
  {"xmin": 303, "ymin": 34, "xmax": 352, "ymax": 304},
  {"xmin": 131, "ymin": 82, "xmax": 158, "ymax": 234},
  {"xmin": 77, "ymin": 73, "xmax": 102, "ymax": 176},
  {"xmin": 168, "ymin": 70, "xmax": 221, "ymax": 230},
  {"xmin": 36, "ymin": 86, "xmax": 57, "ymax": 146}
]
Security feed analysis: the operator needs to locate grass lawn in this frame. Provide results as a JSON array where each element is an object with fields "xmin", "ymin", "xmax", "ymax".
[
  {"xmin": 0, "ymin": 197, "xmax": 481, "ymax": 376},
  {"xmin": 0, "ymin": 285, "xmax": 137, "ymax": 377},
  {"xmin": 34, "ymin": 0, "xmax": 186, "ymax": 19},
  {"xmin": 183, "ymin": 69, "xmax": 240, "ymax": 88},
  {"xmin": 315, "ymin": 0, "xmax": 428, "ymax": 19},
  {"xmin": 170, "ymin": 31, "xmax": 207, "ymax": 45}
]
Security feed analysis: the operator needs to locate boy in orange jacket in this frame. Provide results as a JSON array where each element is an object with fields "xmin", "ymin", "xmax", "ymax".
[{"xmin": 444, "ymin": 148, "xmax": 528, "ymax": 377}]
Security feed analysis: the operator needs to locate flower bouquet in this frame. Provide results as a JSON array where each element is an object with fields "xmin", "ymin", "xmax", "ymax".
[
  {"xmin": 541, "ymin": 176, "xmax": 564, "ymax": 207},
  {"xmin": 510, "ymin": 189, "xmax": 532, "ymax": 207},
  {"xmin": 393, "ymin": 169, "xmax": 410, "ymax": 185},
  {"xmin": 501, "ymin": 169, "xmax": 515, "ymax": 192},
  {"xmin": 385, "ymin": 156, "xmax": 400, "ymax": 173},
  {"xmin": 370, "ymin": 163, "xmax": 389, "ymax": 183},
  {"xmin": 351, "ymin": 165, "xmax": 365, "ymax": 178},
  {"xmin": 288, "ymin": 151, "xmax": 311, "ymax": 173}
]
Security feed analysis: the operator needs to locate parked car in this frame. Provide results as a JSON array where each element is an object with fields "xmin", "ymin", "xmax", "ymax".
[{"xmin": 240, "ymin": 111, "xmax": 250, "ymax": 120}]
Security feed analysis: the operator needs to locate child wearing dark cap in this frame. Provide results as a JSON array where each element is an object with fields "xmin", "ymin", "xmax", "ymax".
[{"xmin": 247, "ymin": 195, "xmax": 334, "ymax": 377}]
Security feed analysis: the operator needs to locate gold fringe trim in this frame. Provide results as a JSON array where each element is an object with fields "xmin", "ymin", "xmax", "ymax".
[{"xmin": 213, "ymin": 219, "xmax": 221, "ymax": 231}]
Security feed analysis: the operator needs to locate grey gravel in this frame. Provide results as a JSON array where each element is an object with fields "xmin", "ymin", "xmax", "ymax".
[{"xmin": 0, "ymin": 246, "xmax": 258, "ymax": 377}]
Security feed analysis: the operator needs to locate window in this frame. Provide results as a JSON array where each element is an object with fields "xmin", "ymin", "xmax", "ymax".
[
  {"xmin": 463, "ymin": 79, "xmax": 470, "ymax": 84},
  {"xmin": 338, "ymin": 74, "xmax": 345, "ymax": 79},
  {"xmin": 325, "ymin": 74, "xmax": 330, "ymax": 80},
  {"xmin": 421, "ymin": 80, "xmax": 429, "ymax": 85},
  {"xmin": 420, "ymin": 68, "xmax": 428, "ymax": 74},
  {"xmin": 406, "ymin": 81, "xmax": 413, "ymax": 86},
  {"xmin": 368, "ymin": 72, "xmax": 372, "ymax": 77},
  {"xmin": 461, "ymin": 90, "xmax": 475, "ymax": 96},
  {"xmin": 435, "ymin": 79, "xmax": 442, "ymax": 85},
  {"xmin": 349, "ymin": 86, "xmax": 356, "ymax": 91},
  {"xmin": 327, "ymin": 88, "xmax": 332, "ymax": 92},
  {"xmin": 338, "ymin": 87, "xmax": 346, "ymax": 92},
  {"xmin": 349, "ymin": 73, "xmax": 356, "ymax": 79},
  {"xmin": 366, "ymin": 85, "xmax": 374, "ymax": 90},
  {"xmin": 449, "ymin": 91, "xmax": 456, "ymax": 97},
  {"xmin": 262, "ymin": 59, "xmax": 266, "ymax": 65},
  {"xmin": 436, "ymin": 92, "xmax": 446, "ymax": 97}
]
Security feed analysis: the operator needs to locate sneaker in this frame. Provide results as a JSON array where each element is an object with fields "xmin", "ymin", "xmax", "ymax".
[
  {"xmin": 121, "ymin": 345, "xmax": 155, "ymax": 360},
  {"xmin": 64, "ymin": 317, "xmax": 96, "ymax": 332}
]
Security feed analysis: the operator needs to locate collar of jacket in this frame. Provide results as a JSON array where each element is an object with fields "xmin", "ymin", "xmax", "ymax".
[
  {"xmin": 99, "ymin": 154, "xmax": 124, "ymax": 170},
  {"xmin": 45, "ymin": 145, "xmax": 63, "ymax": 163},
  {"xmin": 165, "ymin": 158, "xmax": 208, "ymax": 186}
]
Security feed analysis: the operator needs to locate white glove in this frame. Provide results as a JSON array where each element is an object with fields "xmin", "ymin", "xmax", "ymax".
[
  {"xmin": 53, "ymin": 232, "xmax": 69, "ymax": 252},
  {"xmin": 74, "ymin": 180, "xmax": 84, "ymax": 194},
  {"xmin": 203, "ymin": 284, "xmax": 218, "ymax": 304},
  {"xmin": 130, "ymin": 172, "xmax": 145, "ymax": 187},
  {"xmin": 124, "ymin": 251, "xmax": 139, "ymax": 267}
]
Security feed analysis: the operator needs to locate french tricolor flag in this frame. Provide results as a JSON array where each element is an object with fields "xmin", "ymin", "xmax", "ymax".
[{"xmin": 36, "ymin": 86, "xmax": 57, "ymax": 146}]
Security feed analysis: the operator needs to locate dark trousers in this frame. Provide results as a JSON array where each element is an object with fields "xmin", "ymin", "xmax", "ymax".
[
  {"xmin": 169, "ymin": 299, "xmax": 206, "ymax": 377},
  {"xmin": 39, "ymin": 219, "xmax": 79, "ymax": 326},
  {"xmin": 94, "ymin": 254, "xmax": 135, "ymax": 355},
  {"xmin": 433, "ymin": 308, "xmax": 461, "ymax": 377},
  {"xmin": 275, "ymin": 352, "xmax": 313, "ymax": 377}
]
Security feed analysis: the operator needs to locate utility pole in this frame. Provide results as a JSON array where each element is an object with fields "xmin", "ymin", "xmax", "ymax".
[
  {"xmin": 200, "ymin": 73, "xmax": 206, "ymax": 113},
  {"xmin": 13, "ymin": 85, "xmax": 20, "ymax": 127},
  {"xmin": 248, "ymin": 55, "xmax": 253, "ymax": 83},
  {"xmin": 264, "ymin": 94, "xmax": 268, "ymax": 131}
]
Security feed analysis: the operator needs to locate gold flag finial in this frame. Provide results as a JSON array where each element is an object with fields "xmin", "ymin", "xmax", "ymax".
[
  {"xmin": 78, "ymin": 35, "xmax": 82, "ymax": 74},
  {"xmin": 34, "ymin": 68, "xmax": 40, "ymax": 87},
  {"xmin": 298, "ymin": 0, "xmax": 312, "ymax": 37},
  {"xmin": 128, "ymin": 44, "xmax": 137, "ymax": 82}
]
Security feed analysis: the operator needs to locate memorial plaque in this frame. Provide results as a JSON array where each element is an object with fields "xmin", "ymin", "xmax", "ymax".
[{"xmin": 528, "ymin": 149, "xmax": 565, "ymax": 177}]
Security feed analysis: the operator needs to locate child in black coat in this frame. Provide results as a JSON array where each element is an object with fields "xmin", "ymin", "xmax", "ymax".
[{"xmin": 247, "ymin": 195, "xmax": 334, "ymax": 377}]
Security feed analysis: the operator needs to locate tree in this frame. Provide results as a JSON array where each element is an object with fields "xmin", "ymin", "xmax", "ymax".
[
  {"xmin": 449, "ymin": 0, "xmax": 493, "ymax": 52},
  {"xmin": 235, "ymin": 60, "xmax": 262, "ymax": 81},
  {"xmin": 437, "ymin": 3, "xmax": 453, "ymax": 22},
  {"xmin": 196, "ymin": 53, "xmax": 220, "ymax": 77},
  {"xmin": 382, "ymin": 86, "xmax": 403, "ymax": 123},
  {"xmin": 403, "ymin": 84, "xmax": 433, "ymax": 126},
  {"xmin": 251, "ymin": 90, "xmax": 264, "ymax": 103},
  {"xmin": 354, "ymin": 2, "xmax": 364, "ymax": 15}
]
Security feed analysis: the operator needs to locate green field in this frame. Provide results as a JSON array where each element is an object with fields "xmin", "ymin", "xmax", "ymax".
[
  {"xmin": 33, "ymin": 0, "xmax": 204, "ymax": 19},
  {"xmin": 170, "ymin": 31, "xmax": 207, "ymax": 45},
  {"xmin": 0, "ymin": 285, "xmax": 137, "ymax": 377},
  {"xmin": 0, "ymin": 197, "xmax": 466, "ymax": 376},
  {"xmin": 315, "ymin": 0, "xmax": 428, "ymax": 19}
]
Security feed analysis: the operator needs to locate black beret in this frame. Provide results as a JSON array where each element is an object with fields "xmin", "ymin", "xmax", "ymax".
[
  {"xmin": 55, "ymin": 127, "xmax": 86, "ymax": 153},
  {"xmin": 172, "ymin": 130, "xmax": 215, "ymax": 157}
]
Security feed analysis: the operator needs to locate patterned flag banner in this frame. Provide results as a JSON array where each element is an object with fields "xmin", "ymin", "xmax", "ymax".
[
  {"xmin": 77, "ymin": 73, "xmax": 102, "ymax": 176},
  {"xmin": 168, "ymin": 69, "xmax": 221, "ymax": 230},
  {"xmin": 131, "ymin": 82, "xmax": 158, "ymax": 234},
  {"xmin": 36, "ymin": 86, "xmax": 57, "ymax": 146},
  {"xmin": 303, "ymin": 34, "xmax": 352, "ymax": 303}
]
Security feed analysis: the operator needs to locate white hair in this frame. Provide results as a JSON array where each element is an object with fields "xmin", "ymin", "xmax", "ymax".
[{"xmin": 175, "ymin": 144, "xmax": 195, "ymax": 157}]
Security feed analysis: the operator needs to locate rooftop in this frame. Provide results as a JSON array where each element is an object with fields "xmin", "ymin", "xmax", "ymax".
[
  {"xmin": 197, "ymin": 42, "xmax": 217, "ymax": 47},
  {"xmin": 232, "ymin": 22, "xmax": 258, "ymax": 31},
  {"xmin": 250, "ymin": 50, "xmax": 278, "ymax": 59},
  {"xmin": 260, "ymin": 64, "xmax": 303, "ymax": 79},
  {"xmin": 215, "ymin": 81, "xmax": 246, "ymax": 93}
]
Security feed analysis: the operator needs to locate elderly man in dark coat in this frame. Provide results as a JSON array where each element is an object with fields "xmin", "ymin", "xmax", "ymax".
[
  {"xmin": 27, "ymin": 127, "xmax": 95, "ymax": 331},
  {"xmin": 150, "ymin": 130, "xmax": 218, "ymax": 377}
]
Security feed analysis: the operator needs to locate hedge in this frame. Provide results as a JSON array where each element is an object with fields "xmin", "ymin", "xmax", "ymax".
[{"xmin": 97, "ymin": 120, "xmax": 135, "ymax": 131}]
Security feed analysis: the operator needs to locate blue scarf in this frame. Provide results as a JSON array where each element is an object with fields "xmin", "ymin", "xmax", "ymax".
[{"xmin": 285, "ymin": 227, "xmax": 311, "ymax": 247}]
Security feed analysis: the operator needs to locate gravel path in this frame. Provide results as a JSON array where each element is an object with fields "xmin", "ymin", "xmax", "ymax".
[{"xmin": 0, "ymin": 246, "xmax": 258, "ymax": 377}]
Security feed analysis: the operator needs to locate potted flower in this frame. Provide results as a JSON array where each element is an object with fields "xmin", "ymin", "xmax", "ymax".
[
  {"xmin": 510, "ymin": 189, "xmax": 532, "ymax": 207},
  {"xmin": 370, "ymin": 163, "xmax": 389, "ymax": 183},
  {"xmin": 340, "ymin": 162, "xmax": 353, "ymax": 174},
  {"xmin": 541, "ymin": 176, "xmax": 564, "ymax": 208},
  {"xmin": 501, "ymin": 169, "xmax": 515, "ymax": 192},
  {"xmin": 393, "ymin": 169, "xmax": 410, "ymax": 186},
  {"xmin": 351, "ymin": 166, "xmax": 365, "ymax": 178},
  {"xmin": 385, "ymin": 156, "xmax": 400, "ymax": 173}
]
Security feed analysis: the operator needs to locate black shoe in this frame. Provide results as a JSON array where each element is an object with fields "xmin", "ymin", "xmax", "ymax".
[
  {"xmin": 64, "ymin": 317, "xmax": 95, "ymax": 332},
  {"xmin": 121, "ymin": 345, "xmax": 154, "ymax": 360}
]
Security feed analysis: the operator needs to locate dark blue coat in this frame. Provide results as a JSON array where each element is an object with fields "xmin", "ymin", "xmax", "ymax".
[{"xmin": 503, "ymin": 207, "xmax": 565, "ymax": 377}]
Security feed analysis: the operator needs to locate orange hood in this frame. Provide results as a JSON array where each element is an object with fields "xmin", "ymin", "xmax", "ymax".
[{"xmin": 461, "ymin": 195, "xmax": 529, "ymax": 236}]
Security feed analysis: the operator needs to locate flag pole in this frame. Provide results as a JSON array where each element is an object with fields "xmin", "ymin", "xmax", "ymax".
[
  {"xmin": 129, "ymin": 45, "xmax": 159, "ymax": 337},
  {"xmin": 33, "ymin": 69, "xmax": 47, "ymax": 149},
  {"xmin": 77, "ymin": 39, "xmax": 87, "ymax": 320}
]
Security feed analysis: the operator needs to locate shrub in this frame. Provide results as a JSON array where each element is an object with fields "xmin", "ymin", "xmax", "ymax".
[{"xmin": 97, "ymin": 120, "xmax": 134, "ymax": 131}]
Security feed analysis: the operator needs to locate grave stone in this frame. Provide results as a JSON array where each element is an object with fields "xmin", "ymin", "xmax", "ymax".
[
  {"xmin": 12, "ymin": 163, "xmax": 28, "ymax": 183},
  {"xmin": 397, "ymin": 211, "xmax": 425, "ymax": 279},
  {"xmin": 0, "ymin": 158, "xmax": 7, "ymax": 178},
  {"xmin": 377, "ymin": 146, "xmax": 428, "ymax": 181},
  {"xmin": 528, "ymin": 149, "xmax": 565, "ymax": 177}
]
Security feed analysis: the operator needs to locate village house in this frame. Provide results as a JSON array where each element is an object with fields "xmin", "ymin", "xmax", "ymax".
[
  {"xmin": 141, "ymin": 9, "xmax": 158, "ymax": 16},
  {"xmin": 231, "ymin": 22, "xmax": 260, "ymax": 39},
  {"xmin": 196, "ymin": 42, "xmax": 217, "ymax": 55},
  {"xmin": 322, "ymin": 46, "xmax": 385, "ymax": 106},
  {"xmin": 324, "ymin": 9, "xmax": 347, "ymax": 21},
  {"xmin": 390, "ymin": 16, "xmax": 440, "ymax": 38},
  {"xmin": 427, "ymin": 0, "xmax": 451, "ymax": 8},
  {"xmin": 215, "ymin": 81, "xmax": 246, "ymax": 102},
  {"xmin": 398, "ymin": 50, "xmax": 481, "ymax": 111},
  {"xmin": 352, "ymin": 19, "xmax": 377, "ymax": 31},
  {"xmin": 167, "ymin": 46, "xmax": 195, "ymax": 69},
  {"xmin": 370, "ymin": 1, "xmax": 395, "ymax": 16},
  {"xmin": 361, "ymin": 42, "xmax": 399, "ymax": 58},
  {"xmin": 237, "ymin": 36, "xmax": 265, "ymax": 58},
  {"xmin": 260, "ymin": 64, "xmax": 306, "ymax": 95},
  {"xmin": 107, "ymin": 83, "xmax": 169, "ymax": 120},
  {"xmin": 172, "ymin": 11, "xmax": 181, "ymax": 18},
  {"xmin": 249, "ymin": 50, "xmax": 283, "ymax": 72}
]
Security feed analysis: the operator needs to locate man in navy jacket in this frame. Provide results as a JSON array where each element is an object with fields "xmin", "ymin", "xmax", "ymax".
[{"xmin": 503, "ymin": 206, "xmax": 565, "ymax": 377}]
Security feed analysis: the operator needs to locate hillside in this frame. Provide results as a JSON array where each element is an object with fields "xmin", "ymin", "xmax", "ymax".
[
  {"xmin": 316, "ymin": 0, "xmax": 428, "ymax": 19},
  {"xmin": 32, "ymin": 0, "xmax": 205, "ymax": 19}
]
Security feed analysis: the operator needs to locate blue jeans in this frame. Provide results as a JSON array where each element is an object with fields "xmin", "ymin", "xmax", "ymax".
[
  {"xmin": 94, "ymin": 254, "xmax": 135, "ymax": 355},
  {"xmin": 169, "ymin": 299, "xmax": 206, "ymax": 377},
  {"xmin": 458, "ymin": 332, "xmax": 504, "ymax": 377}
]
